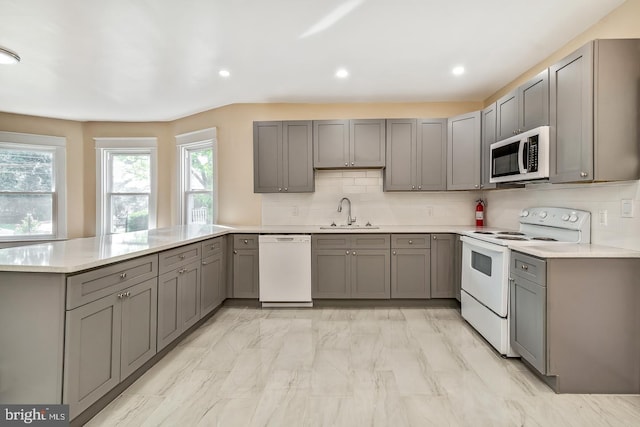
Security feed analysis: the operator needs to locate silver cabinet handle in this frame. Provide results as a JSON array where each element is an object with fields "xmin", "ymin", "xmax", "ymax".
[
  {"xmin": 211, "ymin": 244, "xmax": 216, "ymax": 250},
  {"xmin": 474, "ymin": 184, "xmax": 479, "ymax": 188},
  {"xmin": 117, "ymin": 293, "xmax": 124, "ymax": 299},
  {"xmin": 392, "ymin": 251, "xmax": 396, "ymax": 255},
  {"xmin": 179, "ymin": 254, "xmax": 186, "ymax": 260},
  {"xmin": 412, "ymin": 185, "xmax": 415, "ymax": 190},
  {"xmin": 580, "ymin": 172, "xmax": 588, "ymax": 177},
  {"xmin": 352, "ymin": 251, "xmax": 356, "ymax": 256},
  {"xmin": 233, "ymin": 250, "xmax": 238, "ymax": 254},
  {"xmin": 418, "ymin": 185, "xmax": 422, "ymax": 190},
  {"xmin": 284, "ymin": 188, "xmax": 288, "ymax": 191},
  {"xmin": 278, "ymin": 188, "xmax": 282, "ymax": 192},
  {"xmin": 345, "ymin": 162, "xmax": 348, "ymax": 166},
  {"xmin": 433, "ymin": 236, "xmax": 437, "ymax": 240},
  {"xmin": 126, "ymin": 291, "xmax": 131, "ymax": 297},
  {"xmin": 521, "ymin": 265, "xmax": 529, "ymax": 271},
  {"xmin": 202, "ymin": 261, "xmax": 208, "ymax": 265},
  {"xmin": 346, "ymin": 250, "xmax": 350, "ymax": 255},
  {"xmin": 120, "ymin": 272, "xmax": 127, "ymax": 280},
  {"xmin": 408, "ymin": 240, "xmax": 413, "ymax": 244},
  {"xmin": 351, "ymin": 162, "xmax": 355, "ymax": 166},
  {"xmin": 244, "ymin": 239, "xmax": 248, "ymax": 244}
]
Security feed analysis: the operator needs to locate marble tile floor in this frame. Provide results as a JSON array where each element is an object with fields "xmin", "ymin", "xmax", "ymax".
[{"xmin": 87, "ymin": 306, "xmax": 640, "ymax": 427}]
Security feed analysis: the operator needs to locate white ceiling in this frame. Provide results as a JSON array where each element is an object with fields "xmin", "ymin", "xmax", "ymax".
[{"xmin": 0, "ymin": 0, "xmax": 626, "ymax": 122}]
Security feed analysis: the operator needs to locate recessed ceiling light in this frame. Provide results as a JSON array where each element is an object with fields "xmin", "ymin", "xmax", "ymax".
[
  {"xmin": 335, "ymin": 68, "xmax": 349, "ymax": 79},
  {"xmin": 219, "ymin": 69, "xmax": 230, "ymax": 78},
  {"xmin": 452, "ymin": 66, "xmax": 465, "ymax": 76},
  {"xmin": 0, "ymin": 46, "xmax": 20, "ymax": 65}
]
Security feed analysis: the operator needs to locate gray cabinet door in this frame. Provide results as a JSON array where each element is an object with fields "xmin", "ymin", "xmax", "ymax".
[
  {"xmin": 350, "ymin": 119, "xmax": 385, "ymax": 167},
  {"xmin": 314, "ymin": 120, "xmax": 349, "ymax": 168},
  {"xmin": 283, "ymin": 121, "xmax": 314, "ymax": 192},
  {"xmin": 312, "ymin": 249, "xmax": 350, "ymax": 298},
  {"xmin": 233, "ymin": 249, "xmax": 259, "ymax": 298},
  {"xmin": 384, "ymin": 119, "xmax": 416, "ymax": 191},
  {"xmin": 391, "ymin": 248, "xmax": 430, "ymax": 299},
  {"xmin": 481, "ymin": 103, "xmax": 497, "ymax": 190},
  {"xmin": 550, "ymin": 43, "xmax": 594, "ymax": 183},
  {"xmin": 120, "ymin": 278, "xmax": 157, "ymax": 380},
  {"xmin": 351, "ymin": 249, "xmax": 390, "ymax": 299},
  {"xmin": 417, "ymin": 118, "xmax": 447, "ymax": 191},
  {"xmin": 447, "ymin": 111, "xmax": 481, "ymax": 190},
  {"xmin": 201, "ymin": 252, "xmax": 223, "ymax": 317},
  {"xmin": 253, "ymin": 121, "xmax": 282, "ymax": 193},
  {"xmin": 519, "ymin": 69, "xmax": 549, "ymax": 132},
  {"xmin": 510, "ymin": 276, "xmax": 546, "ymax": 374},
  {"xmin": 496, "ymin": 90, "xmax": 519, "ymax": 140},
  {"xmin": 430, "ymin": 234, "xmax": 456, "ymax": 298},
  {"xmin": 157, "ymin": 270, "xmax": 181, "ymax": 351},
  {"xmin": 180, "ymin": 262, "xmax": 201, "ymax": 332},
  {"xmin": 64, "ymin": 293, "xmax": 121, "ymax": 419}
]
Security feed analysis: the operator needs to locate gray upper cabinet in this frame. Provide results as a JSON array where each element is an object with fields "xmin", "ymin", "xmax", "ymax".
[
  {"xmin": 447, "ymin": 111, "xmax": 481, "ymax": 190},
  {"xmin": 481, "ymin": 103, "xmax": 497, "ymax": 190},
  {"xmin": 550, "ymin": 39, "xmax": 640, "ymax": 183},
  {"xmin": 253, "ymin": 121, "xmax": 314, "ymax": 193},
  {"xmin": 496, "ymin": 69, "xmax": 549, "ymax": 141},
  {"xmin": 314, "ymin": 119, "xmax": 385, "ymax": 168},
  {"xmin": 384, "ymin": 118, "xmax": 446, "ymax": 191}
]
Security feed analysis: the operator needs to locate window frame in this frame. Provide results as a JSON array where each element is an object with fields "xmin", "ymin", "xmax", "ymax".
[
  {"xmin": 95, "ymin": 137, "xmax": 158, "ymax": 235},
  {"xmin": 176, "ymin": 128, "xmax": 218, "ymax": 225},
  {"xmin": 0, "ymin": 131, "xmax": 67, "ymax": 242}
]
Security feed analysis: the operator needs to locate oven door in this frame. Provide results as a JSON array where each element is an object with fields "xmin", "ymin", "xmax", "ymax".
[{"xmin": 460, "ymin": 236, "xmax": 510, "ymax": 317}]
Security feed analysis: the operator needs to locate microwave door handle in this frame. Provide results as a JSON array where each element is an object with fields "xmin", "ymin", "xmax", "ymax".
[{"xmin": 519, "ymin": 140, "xmax": 528, "ymax": 173}]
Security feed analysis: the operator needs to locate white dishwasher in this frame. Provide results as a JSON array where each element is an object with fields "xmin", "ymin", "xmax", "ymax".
[{"xmin": 258, "ymin": 235, "xmax": 312, "ymax": 307}]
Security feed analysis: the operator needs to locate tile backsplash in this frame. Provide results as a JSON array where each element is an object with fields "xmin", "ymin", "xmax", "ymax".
[
  {"xmin": 261, "ymin": 170, "xmax": 478, "ymax": 226},
  {"xmin": 485, "ymin": 180, "xmax": 640, "ymax": 251},
  {"xmin": 262, "ymin": 171, "xmax": 640, "ymax": 251}
]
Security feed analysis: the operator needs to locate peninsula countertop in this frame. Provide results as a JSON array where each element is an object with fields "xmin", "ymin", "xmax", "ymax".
[{"xmin": 1, "ymin": 224, "xmax": 639, "ymax": 273}]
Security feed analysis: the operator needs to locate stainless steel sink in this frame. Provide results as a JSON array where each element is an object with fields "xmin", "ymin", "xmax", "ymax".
[{"xmin": 319, "ymin": 225, "xmax": 380, "ymax": 229}]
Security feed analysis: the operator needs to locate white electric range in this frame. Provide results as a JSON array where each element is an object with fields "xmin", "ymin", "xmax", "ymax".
[{"xmin": 459, "ymin": 207, "xmax": 591, "ymax": 356}]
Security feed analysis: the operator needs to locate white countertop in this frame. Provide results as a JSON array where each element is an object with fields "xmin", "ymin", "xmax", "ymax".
[
  {"xmin": 1, "ymin": 224, "xmax": 639, "ymax": 273},
  {"xmin": 509, "ymin": 243, "xmax": 640, "ymax": 259}
]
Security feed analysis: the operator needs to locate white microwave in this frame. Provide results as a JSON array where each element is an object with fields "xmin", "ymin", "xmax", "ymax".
[{"xmin": 490, "ymin": 126, "xmax": 549, "ymax": 183}]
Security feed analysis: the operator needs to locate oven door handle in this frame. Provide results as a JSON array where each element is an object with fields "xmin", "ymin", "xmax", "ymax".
[{"xmin": 460, "ymin": 236, "xmax": 510, "ymax": 255}]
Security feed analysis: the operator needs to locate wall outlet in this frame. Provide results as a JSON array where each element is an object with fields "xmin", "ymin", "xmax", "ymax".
[
  {"xmin": 621, "ymin": 199, "xmax": 634, "ymax": 218},
  {"xmin": 598, "ymin": 209, "xmax": 608, "ymax": 226}
]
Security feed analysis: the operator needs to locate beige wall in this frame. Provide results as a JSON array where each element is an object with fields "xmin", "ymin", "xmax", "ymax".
[{"xmin": 485, "ymin": 0, "xmax": 640, "ymax": 105}]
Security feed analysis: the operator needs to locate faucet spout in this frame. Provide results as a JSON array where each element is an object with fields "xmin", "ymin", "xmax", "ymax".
[{"xmin": 338, "ymin": 197, "xmax": 356, "ymax": 225}]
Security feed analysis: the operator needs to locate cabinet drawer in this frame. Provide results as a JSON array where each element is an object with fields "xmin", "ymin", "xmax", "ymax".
[
  {"xmin": 510, "ymin": 251, "xmax": 546, "ymax": 285},
  {"xmin": 391, "ymin": 234, "xmax": 430, "ymax": 249},
  {"xmin": 202, "ymin": 236, "xmax": 224, "ymax": 258},
  {"xmin": 313, "ymin": 234, "xmax": 351, "ymax": 249},
  {"xmin": 67, "ymin": 254, "xmax": 158, "ymax": 310},
  {"xmin": 352, "ymin": 234, "xmax": 390, "ymax": 249},
  {"xmin": 159, "ymin": 243, "xmax": 201, "ymax": 275},
  {"xmin": 233, "ymin": 234, "xmax": 258, "ymax": 249}
]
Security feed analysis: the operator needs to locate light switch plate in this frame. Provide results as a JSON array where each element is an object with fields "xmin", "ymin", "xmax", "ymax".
[
  {"xmin": 599, "ymin": 209, "xmax": 608, "ymax": 226},
  {"xmin": 621, "ymin": 199, "xmax": 634, "ymax": 218}
]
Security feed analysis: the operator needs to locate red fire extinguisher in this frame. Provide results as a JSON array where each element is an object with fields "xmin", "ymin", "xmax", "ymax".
[{"xmin": 475, "ymin": 199, "xmax": 485, "ymax": 227}]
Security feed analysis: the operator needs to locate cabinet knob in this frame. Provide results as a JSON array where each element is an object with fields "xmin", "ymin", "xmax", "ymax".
[
  {"xmin": 126, "ymin": 291, "xmax": 131, "ymax": 297},
  {"xmin": 474, "ymin": 184, "xmax": 479, "ymax": 188},
  {"xmin": 512, "ymin": 130, "xmax": 516, "ymax": 135},
  {"xmin": 284, "ymin": 188, "xmax": 288, "ymax": 191},
  {"xmin": 211, "ymin": 244, "xmax": 216, "ymax": 249},
  {"xmin": 345, "ymin": 162, "xmax": 348, "ymax": 166},
  {"xmin": 202, "ymin": 261, "xmax": 208, "ymax": 265},
  {"xmin": 117, "ymin": 293, "xmax": 124, "ymax": 299},
  {"xmin": 412, "ymin": 185, "xmax": 415, "ymax": 190},
  {"xmin": 179, "ymin": 254, "xmax": 186, "ymax": 260},
  {"xmin": 346, "ymin": 250, "xmax": 350, "ymax": 255},
  {"xmin": 278, "ymin": 188, "xmax": 282, "ymax": 192},
  {"xmin": 418, "ymin": 186, "xmax": 422, "ymax": 190},
  {"xmin": 352, "ymin": 251, "xmax": 356, "ymax": 256},
  {"xmin": 233, "ymin": 250, "xmax": 238, "ymax": 254},
  {"xmin": 433, "ymin": 236, "xmax": 437, "ymax": 240},
  {"xmin": 521, "ymin": 264, "xmax": 529, "ymax": 271},
  {"xmin": 120, "ymin": 272, "xmax": 127, "ymax": 280},
  {"xmin": 408, "ymin": 240, "xmax": 413, "ymax": 244},
  {"xmin": 392, "ymin": 251, "xmax": 396, "ymax": 255},
  {"xmin": 580, "ymin": 172, "xmax": 588, "ymax": 178},
  {"xmin": 244, "ymin": 239, "xmax": 248, "ymax": 244},
  {"xmin": 351, "ymin": 162, "xmax": 355, "ymax": 166}
]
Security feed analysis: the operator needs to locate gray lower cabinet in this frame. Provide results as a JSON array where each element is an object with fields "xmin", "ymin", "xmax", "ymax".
[
  {"xmin": 496, "ymin": 69, "xmax": 549, "ymax": 141},
  {"xmin": 312, "ymin": 234, "xmax": 390, "ymax": 299},
  {"xmin": 64, "ymin": 277, "xmax": 157, "ymax": 419},
  {"xmin": 390, "ymin": 234, "xmax": 431, "ymax": 298},
  {"xmin": 510, "ymin": 254, "xmax": 547, "ymax": 374},
  {"xmin": 549, "ymin": 39, "xmax": 640, "ymax": 183},
  {"xmin": 253, "ymin": 121, "xmax": 314, "ymax": 193},
  {"xmin": 232, "ymin": 234, "xmax": 259, "ymax": 298},
  {"xmin": 430, "ymin": 234, "xmax": 456, "ymax": 298},
  {"xmin": 157, "ymin": 260, "xmax": 201, "ymax": 351},
  {"xmin": 447, "ymin": 111, "xmax": 481, "ymax": 190},
  {"xmin": 200, "ymin": 237, "xmax": 226, "ymax": 317},
  {"xmin": 384, "ymin": 119, "xmax": 447, "ymax": 191},
  {"xmin": 313, "ymin": 119, "xmax": 385, "ymax": 168}
]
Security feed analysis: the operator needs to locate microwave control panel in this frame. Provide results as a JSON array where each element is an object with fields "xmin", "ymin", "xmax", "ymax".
[{"xmin": 527, "ymin": 136, "xmax": 539, "ymax": 172}]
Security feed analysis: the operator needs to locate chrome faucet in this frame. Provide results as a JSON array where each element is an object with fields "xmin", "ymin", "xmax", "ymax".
[{"xmin": 337, "ymin": 197, "xmax": 356, "ymax": 225}]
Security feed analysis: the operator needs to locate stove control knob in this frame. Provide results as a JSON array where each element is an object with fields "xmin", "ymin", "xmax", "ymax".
[
  {"xmin": 561, "ymin": 214, "xmax": 570, "ymax": 221},
  {"xmin": 539, "ymin": 211, "xmax": 548, "ymax": 219},
  {"xmin": 521, "ymin": 210, "xmax": 530, "ymax": 217},
  {"xmin": 569, "ymin": 214, "xmax": 579, "ymax": 223}
]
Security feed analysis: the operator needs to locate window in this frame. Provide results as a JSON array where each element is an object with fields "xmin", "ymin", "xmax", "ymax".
[
  {"xmin": 176, "ymin": 128, "xmax": 217, "ymax": 225},
  {"xmin": 0, "ymin": 131, "xmax": 67, "ymax": 241},
  {"xmin": 95, "ymin": 138, "xmax": 157, "ymax": 235}
]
